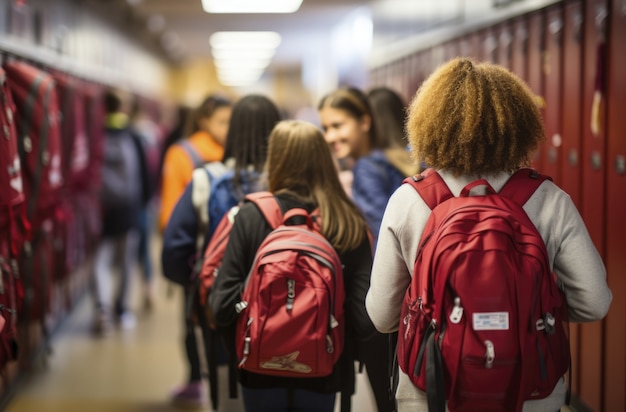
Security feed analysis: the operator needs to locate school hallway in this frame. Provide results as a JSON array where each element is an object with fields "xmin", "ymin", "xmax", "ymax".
[{"xmin": 3, "ymin": 233, "xmax": 378, "ymax": 412}]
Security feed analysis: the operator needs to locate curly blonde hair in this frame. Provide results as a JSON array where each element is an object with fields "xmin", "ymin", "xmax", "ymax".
[{"xmin": 406, "ymin": 57, "xmax": 545, "ymax": 176}]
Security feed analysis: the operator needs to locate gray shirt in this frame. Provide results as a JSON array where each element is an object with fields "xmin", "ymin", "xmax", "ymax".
[{"xmin": 365, "ymin": 169, "xmax": 612, "ymax": 411}]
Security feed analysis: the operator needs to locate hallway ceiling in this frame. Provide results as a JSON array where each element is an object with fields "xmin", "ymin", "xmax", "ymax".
[{"xmin": 86, "ymin": 0, "xmax": 484, "ymax": 67}]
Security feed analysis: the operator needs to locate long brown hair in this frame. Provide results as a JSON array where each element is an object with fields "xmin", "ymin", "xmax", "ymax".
[
  {"xmin": 407, "ymin": 57, "xmax": 545, "ymax": 176},
  {"xmin": 266, "ymin": 120, "xmax": 368, "ymax": 252}
]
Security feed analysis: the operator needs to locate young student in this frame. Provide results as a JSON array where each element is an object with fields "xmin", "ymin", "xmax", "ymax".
[
  {"xmin": 209, "ymin": 120, "xmax": 375, "ymax": 412},
  {"xmin": 159, "ymin": 94, "xmax": 232, "ymax": 232},
  {"xmin": 162, "ymin": 95, "xmax": 280, "ymax": 409},
  {"xmin": 318, "ymin": 86, "xmax": 418, "ymax": 245},
  {"xmin": 366, "ymin": 57, "xmax": 613, "ymax": 411},
  {"xmin": 92, "ymin": 89, "xmax": 150, "ymax": 335},
  {"xmin": 318, "ymin": 87, "xmax": 416, "ymax": 412}
]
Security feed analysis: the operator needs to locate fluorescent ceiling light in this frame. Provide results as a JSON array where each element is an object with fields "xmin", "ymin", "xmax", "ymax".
[
  {"xmin": 212, "ymin": 49, "xmax": 276, "ymax": 61},
  {"xmin": 210, "ymin": 31, "xmax": 281, "ymax": 50},
  {"xmin": 202, "ymin": 0, "xmax": 302, "ymax": 14},
  {"xmin": 215, "ymin": 60, "xmax": 271, "ymax": 70}
]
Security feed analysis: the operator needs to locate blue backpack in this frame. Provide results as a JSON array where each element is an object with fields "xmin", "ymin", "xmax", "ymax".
[{"xmin": 191, "ymin": 162, "xmax": 261, "ymax": 256}]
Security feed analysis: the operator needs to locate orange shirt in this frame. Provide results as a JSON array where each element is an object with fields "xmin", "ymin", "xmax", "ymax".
[{"xmin": 159, "ymin": 130, "xmax": 224, "ymax": 231}]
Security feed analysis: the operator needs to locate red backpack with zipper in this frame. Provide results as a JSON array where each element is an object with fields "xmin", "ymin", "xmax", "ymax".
[
  {"xmin": 398, "ymin": 168, "xmax": 570, "ymax": 412},
  {"xmin": 234, "ymin": 192, "xmax": 345, "ymax": 378}
]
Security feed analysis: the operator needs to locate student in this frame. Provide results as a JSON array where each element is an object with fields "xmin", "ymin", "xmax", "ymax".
[
  {"xmin": 318, "ymin": 87, "xmax": 416, "ymax": 412},
  {"xmin": 129, "ymin": 96, "xmax": 162, "ymax": 312},
  {"xmin": 209, "ymin": 120, "xmax": 375, "ymax": 412},
  {"xmin": 91, "ymin": 89, "xmax": 150, "ymax": 335},
  {"xmin": 365, "ymin": 57, "xmax": 613, "ymax": 411},
  {"xmin": 162, "ymin": 95, "xmax": 280, "ymax": 409},
  {"xmin": 318, "ymin": 86, "xmax": 418, "ymax": 245},
  {"xmin": 159, "ymin": 94, "xmax": 232, "ymax": 232}
]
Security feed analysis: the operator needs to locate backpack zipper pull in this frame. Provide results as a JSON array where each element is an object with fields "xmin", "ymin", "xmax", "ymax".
[
  {"xmin": 286, "ymin": 279, "xmax": 295, "ymax": 311},
  {"xmin": 326, "ymin": 335, "xmax": 334, "ymax": 353},
  {"xmin": 239, "ymin": 336, "xmax": 251, "ymax": 367},
  {"xmin": 449, "ymin": 297, "xmax": 463, "ymax": 324},
  {"xmin": 485, "ymin": 340, "xmax": 495, "ymax": 368}
]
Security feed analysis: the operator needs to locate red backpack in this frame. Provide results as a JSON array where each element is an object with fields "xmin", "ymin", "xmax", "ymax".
[
  {"xmin": 231, "ymin": 192, "xmax": 345, "ymax": 378},
  {"xmin": 398, "ymin": 168, "xmax": 570, "ymax": 412}
]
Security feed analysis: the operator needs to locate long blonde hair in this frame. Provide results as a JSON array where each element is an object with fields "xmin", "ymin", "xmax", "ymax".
[{"xmin": 266, "ymin": 120, "xmax": 368, "ymax": 252}]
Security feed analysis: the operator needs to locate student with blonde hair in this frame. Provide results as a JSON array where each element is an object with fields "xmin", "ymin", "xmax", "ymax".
[
  {"xmin": 366, "ymin": 57, "xmax": 612, "ymax": 411},
  {"xmin": 210, "ymin": 120, "xmax": 375, "ymax": 412}
]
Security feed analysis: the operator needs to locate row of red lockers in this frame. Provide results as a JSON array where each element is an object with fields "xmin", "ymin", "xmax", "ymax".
[
  {"xmin": 0, "ymin": 59, "xmax": 162, "ymax": 376},
  {"xmin": 369, "ymin": 0, "xmax": 626, "ymax": 411}
]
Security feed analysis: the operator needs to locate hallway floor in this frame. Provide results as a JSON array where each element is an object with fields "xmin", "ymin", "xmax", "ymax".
[{"xmin": 3, "ymin": 234, "xmax": 377, "ymax": 412}]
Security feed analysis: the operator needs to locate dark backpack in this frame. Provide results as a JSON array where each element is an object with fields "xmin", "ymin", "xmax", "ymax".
[
  {"xmin": 234, "ymin": 192, "xmax": 345, "ymax": 378},
  {"xmin": 397, "ymin": 168, "xmax": 570, "ymax": 412},
  {"xmin": 100, "ymin": 129, "xmax": 141, "ymax": 210}
]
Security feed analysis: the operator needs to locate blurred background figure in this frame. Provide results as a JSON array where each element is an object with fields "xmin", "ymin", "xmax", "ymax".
[
  {"xmin": 91, "ymin": 89, "xmax": 150, "ymax": 336},
  {"xmin": 158, "ymin": 95, "xmax": 232, "ymax": 233}
]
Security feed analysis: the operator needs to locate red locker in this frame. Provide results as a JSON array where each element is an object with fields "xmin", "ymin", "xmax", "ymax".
[
  {"xmin": 526, "ymin": 11, "xmax": 546, "ymax": 171},
  {"xmin": 443, "ymin": 39, "xmax": 459, "ymax": 62},
  {"xmin": 579, "ymin": 1, "xmax": 609, "ymax": 410},
  {"xmin": 603, "ymin": 0, "xmax": 626, "ymax": 410},
  {"xmin": 559, "ymin": 0, "xmax": 584, "ymax": 398},
  {"xmin": 560, "ymin": 1, "xmax": 584, "ymax": 208},
  {"xmin": 496, "ymin": 23, "xmax": 513, "ymax": 70},
  {"xmin": 511, "ymin": 17, "xmax": 529, "ymax": 81},
  {"xmin": 541, "ymin": 6, "xmax": 564, "ymax": 185}
]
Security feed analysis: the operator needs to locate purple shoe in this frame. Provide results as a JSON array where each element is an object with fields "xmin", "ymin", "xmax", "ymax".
[{"xmin": 171, "ymin": 381, "xmax": 207, "ymax": 409}]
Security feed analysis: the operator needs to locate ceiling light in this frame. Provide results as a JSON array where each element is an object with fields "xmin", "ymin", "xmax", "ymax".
[
  {"xmin": 210, "ymin": 31, "xmax": 281, "ymax": 50},
  {"xmin": 210, "ymin": 31, "xmax": 281, "ymax": 87},
  {"xmin": 201, "ymin": 0, "xmax": 302, "ymax": 14},
  {"xmin": 211, "ymin": 48, "xmax": 276, "ymax": 61}
]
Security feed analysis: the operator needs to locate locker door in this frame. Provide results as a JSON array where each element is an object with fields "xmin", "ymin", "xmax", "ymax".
[
  {"xmin": 541, "ymin": 6, "xmax": 564, "ymax": 185},
  {"xmin": 604, "ymin": 1, "xmax": 626, "ymax": 410},
  {"xmin": 497, "ymin": 23, "xmax": 513, "ymax": 70},
  {"xmin": 526, "ymin": 11, "xmax": 545, "ymax": 171},
  {"xmin": 444, "ymin": 39, "xmax": 459, "ymax": 63},
  {"xmin": 459, "ymin": 31, "xmax": 481, "ymax": 61},
  {"xmin": 559, "ymin": 1, "xmax": 584, "ymax": 398},
  {"xmin": 408, "ymin": 53, "xmax": 419, "ymax": 97},
  {"xmin": 511, "ymin": 17, "xmax": 529, "ymax": 81},
  {"xmin": 580, "ymin": 1, "xmax": 609, "ymax": 410},
  {"xmin": 483, "ymin": 27, "xmax": 498, "ymax": 64},
  {"xmin": 560, "ymin": 1, "xmax": 584, "ymax": 208}
]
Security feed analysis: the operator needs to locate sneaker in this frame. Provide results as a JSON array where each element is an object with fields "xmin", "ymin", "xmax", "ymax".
[
  {"xmin": 116, "ymin": 311, "xmax": 137, "ymax": 331},
  {"xmin": 171, "ymin": 381, "xmax": 206, "ymax": 409}
]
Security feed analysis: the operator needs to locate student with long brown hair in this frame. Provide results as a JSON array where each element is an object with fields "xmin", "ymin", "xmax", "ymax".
[{"xmin": 209, "ymin": 120, "xmax": 375, "ymax": 412}]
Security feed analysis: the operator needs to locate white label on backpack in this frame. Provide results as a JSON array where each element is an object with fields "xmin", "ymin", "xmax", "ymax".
[{"xmin": 472, "ymin": 312, "xmax": 509, "ymax": 331}]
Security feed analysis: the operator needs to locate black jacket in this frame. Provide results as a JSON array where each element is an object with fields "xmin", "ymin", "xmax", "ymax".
[{"xmin": 209, "ymin": 193, "xmax": 375, "ymax": 394}]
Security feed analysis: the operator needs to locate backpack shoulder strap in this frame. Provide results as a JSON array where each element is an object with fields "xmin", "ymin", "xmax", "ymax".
[
  {"xmin": 191, "ymin": 162, "xmax": 228, "ymax": 250},
  {"xmin": 498, "ymin": 168, "xmax": 552, "ymax": 206},
  {"xmin": 245, "ymin": 192, "xmax": 283, "ymax": 229},
  {"xmin": 403, "ymin": 168, "xmax": 454, "ymax": 210},
  {"xmin": 179, "ymin": 139, "xmax": 204, "ymax": 169}
]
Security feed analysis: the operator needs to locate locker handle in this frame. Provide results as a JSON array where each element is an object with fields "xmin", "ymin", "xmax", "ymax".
[
  {"xmin": 591, "ymin": 152, "xmax": 602, "ymax": 171},
  {"xmin": 573, "ymin": 11, "xmax": 583, "ymax": 43},
  {"xmin": 595, "ymin": 5, "xmax": 608, "ymax": 39}
]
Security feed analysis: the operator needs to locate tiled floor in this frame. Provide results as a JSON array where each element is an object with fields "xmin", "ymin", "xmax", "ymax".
[{"xmin": 3, "ymin": 234, "xmax": 377, "ymax": 412}]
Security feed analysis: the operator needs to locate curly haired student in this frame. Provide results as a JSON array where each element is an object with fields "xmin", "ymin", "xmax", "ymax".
[{"xmin": 366, "ymin": 57, "xmax": 612, "ymax": 412}]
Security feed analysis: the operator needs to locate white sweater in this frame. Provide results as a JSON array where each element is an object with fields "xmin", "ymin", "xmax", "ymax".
[{"xmin": 365, "ymin": 169, "xmax": 612, "ymax": 412}]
